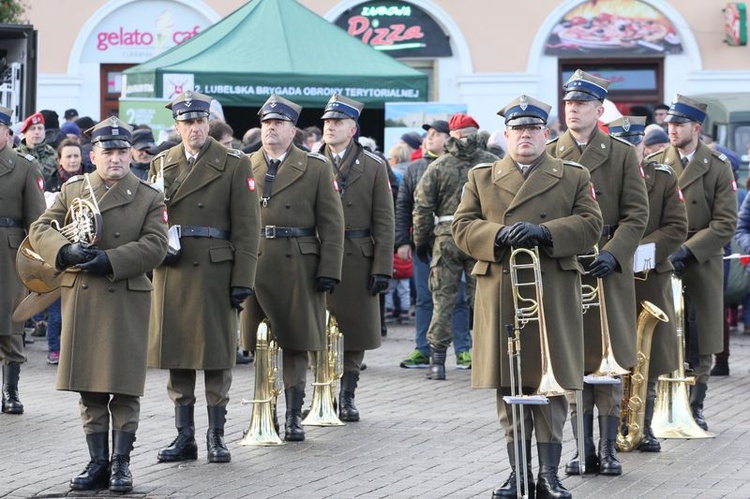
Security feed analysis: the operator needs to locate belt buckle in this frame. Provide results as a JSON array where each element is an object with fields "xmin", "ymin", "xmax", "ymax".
[{"xmin": 264, "ymin": 225, "xmax": 276, "ymax": 239}]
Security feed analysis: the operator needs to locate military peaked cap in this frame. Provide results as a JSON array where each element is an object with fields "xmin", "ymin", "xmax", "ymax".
[
  {"xmin": 498, "ymin": 95, "xmax": 551, "ymax": 126},
  {"xmin": 166, "ymin": 90, "xmax": 212, "ymax": 121},
  {"xmin": 85, "ymin": 116, "xmax": 133, "ymax": 149},
  {"xmin": 665, "ymin": 94, "xmax": 708, "ymax": 124},
  {"xmin": 563, "ymin": 69, "xmax": 610, "ymax": 102},
  {"xmin": 259, "ymin": 94, "xmax": 302, "ymax": 124},
  {"xmin": 0, "ymin": 105, "xmax": 12, "ymax": 126},
  {"xmin": 322, "ymin": 94, "xmax": 364, "ymax": 121},
  {"xmin": 608, "ymin": 116, "xmax": 646, "ymax": 145}
]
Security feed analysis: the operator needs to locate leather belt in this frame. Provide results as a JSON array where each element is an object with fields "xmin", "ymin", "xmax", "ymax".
[
  {"xmin": 180, "ymin": 226, "xmax": 230, "ymax": 240},
  {"xmin": 601, "ymin": 224, "xmax": 618, "ymax": 237},
  {"xmin": 0, "ymin": 217, "xmax": 22, "ymax": 228},
  {"xmin": 261, "ymin": 226, "xmax": 316, "ymax": 238},
  {"xmin": 435, "ymin": 215, "xmax": 454, "ymax": 224},
  {"xmin": 345, "ymin": 228, "xmax": 371, "ymax": 238}
]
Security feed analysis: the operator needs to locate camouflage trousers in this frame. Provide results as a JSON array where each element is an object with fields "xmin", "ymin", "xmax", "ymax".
[{"xmin": 427, "ymin": 235, "xmax": 476, "ymax": 350}]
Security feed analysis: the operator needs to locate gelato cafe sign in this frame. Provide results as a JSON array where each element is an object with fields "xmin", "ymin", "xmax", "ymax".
[
  {"xmin": 334, "ymin": 1, "xmax": 452, "ymax": 58},
  {"xmin": 81, "ymin": 1, "xmax": 215, "ymax": 63}
]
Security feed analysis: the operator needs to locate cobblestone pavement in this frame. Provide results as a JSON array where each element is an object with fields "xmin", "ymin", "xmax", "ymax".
[{"xmin": 2, "ymin": 321, "xmax": 750, "ymax": 498}]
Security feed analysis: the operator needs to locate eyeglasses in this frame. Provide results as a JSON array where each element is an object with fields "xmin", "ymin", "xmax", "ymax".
[{"xmin": 508, "ymin": 125, "xmax": 545, "ymax": 133}]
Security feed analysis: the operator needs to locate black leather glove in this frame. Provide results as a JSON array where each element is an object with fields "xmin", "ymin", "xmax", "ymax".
[
  {"xmin": 77, "ymin": 249, "xmax": 112, "ymax": 276},
  {"xmin": 315, "ymin": 276, "xmax": 339, "ymax": 294},
  {"xmin": 506, "ymin": 222, "xmax": 551, "ymax": 248},
  {"xmin": 367, "ymin": 274, "xmax": 390, "ymax": 296},
  {"xmin": 58, "ymin": 243, "xmax": 96, "ymax": 268},
  {"xmin": 670, "ymin": 245, "xmax": 693, "ymax": 274},
  {"xmin": 230, "ymin": 286, "xmax": 254, "ymax": 312},
  {"xmin": 588, "ymin": 250, "xmax": 618, "ymax": 278},
  {"xmin": 162, "ymin": 252, "xmax": 181, "ymax": 266},
  {"xmin": 495, "ymin": 226, "xmax": 512, "ymax": 248},
  {"xmin": 415, "ymin": 243, "xmax": 431, "ymax": 263}
]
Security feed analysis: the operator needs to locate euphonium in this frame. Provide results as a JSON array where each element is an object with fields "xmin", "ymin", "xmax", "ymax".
[
  {"xmin": 302, "ymin": 311, "xmax": 344, "ymax": 427},
  {"xmin": 580, "ymin": 246, "xmax": 630, "ymax": 379},
  {"xmin": 616, "ymin": 300, "xmax": 668, "ymax": 452},
  {"xmin": 239, "ymin": 320, "xmax": 284, "ymax": 446},
  {"xmin": 651, "ymin": 275, "xmax": 713, "ymax": 439},
  {"xmin": 16, "ymin": 173, "xmax": 102, "ymax": 294}
]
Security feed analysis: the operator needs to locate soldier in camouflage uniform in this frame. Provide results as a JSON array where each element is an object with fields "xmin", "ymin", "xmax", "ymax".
[
  {"xmin": 18, "ymin": 112, "xmax": 58, "ymax": 185},
  {"xmin": 413, "ymin": 113, "xmax": 499, "ymax": 380}
]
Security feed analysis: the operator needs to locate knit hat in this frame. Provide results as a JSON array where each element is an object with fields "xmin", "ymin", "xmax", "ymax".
[{"xmin": 643, "ymin": 128, "xmax": 669, "ymax": 147}]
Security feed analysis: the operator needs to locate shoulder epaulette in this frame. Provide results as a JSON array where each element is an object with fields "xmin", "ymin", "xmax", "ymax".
[
  {"xmin": 652, "ymin": 163, "xmax": 673, "ymax": 175},
  {"xmin": 546, "ymin": 136, "xmax": 560, "ymax": 146},
  {"xmin": 226, "ymin": 148, "xmax": 243, "ymax": 159},
  {"xmin": 23, "ymin": 153, "xmax": 36, "ymax": 162},
  {"xmin": 644, "ymin": 151, "xmax": 662, "ymax": 162},
  {"xmin": 307, "ymin": 152, "xmax": 327, "ymax": 162},
  {"xmin": 472, "ymin": 162, "xmax": 493, "ymax": 170},
  {"xmin": 363, "ymin": 149, "xmax": 384, "ymax": 164},
  {"xmin": 153, "ymin": 150, "xmax": 169, "ymax": 161},
  {"xmin": 562, "ymin": 160, "xmax": 585, "ymax": 169},
  {"xmin": 138, "ymin": 178, "xmax": 161, "ymax": 191},
  {"xmin": 711, "ymin": 150, "xmax": 729, "ymax": 163},
  {"xmin": 65, "ymin": 175, "xmax": 85, "ymax": 184}
]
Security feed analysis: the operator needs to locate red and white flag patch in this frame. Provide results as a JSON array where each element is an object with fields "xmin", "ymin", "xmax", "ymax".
[
  {"xmin": 37, "ymin": 177, "xmax": 44, "ymax": 191},
  {"xmin": 732, "ymin": 179, "xmax": 738, "ymax": 192},
  {"xmin": 333, "ymin": 179, "xmax": 340, "ymax": 192},
  {"xmin": 677, "ymin": 188, "xmax": 684, "ymax": 203},
  {"xmin": 638, "ymin": 165, "xmax": 645, "ymax": 179},
  {"xmin": 590, "ymin": 182, "xmax": 597, "ymax": 200},
  {"xmin": 247, "ymin": 177, "xmax": 256, "ymax": 192},
  {"xmin": 162, "ymin": 207, "xmax": 169, "ymax": 223}
]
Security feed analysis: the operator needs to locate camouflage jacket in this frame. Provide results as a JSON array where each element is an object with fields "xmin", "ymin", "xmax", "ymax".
[
  {"xmin": 18, "ymin": 141, "xmax": 58, "ymax": 186},
  {"xmin": 412, "ymin": 134, "xmax": 498, "ymax": 244}
]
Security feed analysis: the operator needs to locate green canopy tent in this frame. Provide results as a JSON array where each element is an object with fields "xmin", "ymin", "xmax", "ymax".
[{"xmin": 121, "ymin": 0, "xmax": 428, "ymax": 109}]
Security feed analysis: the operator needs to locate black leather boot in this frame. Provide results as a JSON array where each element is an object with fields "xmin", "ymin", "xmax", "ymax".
[
  {"xmin": 536, "ymin": 442, "xmax": 571, "ymax": 499},
  {"xmin": 565, "ymin": 413, "xmax": 598, "ymax": 475},
  {"xmin": 339, "ymin": 371, "xmax": 360, "ymax": 422},
  {"xmin": 493, "ymin": 441, "xmax": 534, "ymax": 498},
  {"xmin": 598, "ymin": 415, "xmax": 622, "ymax": 475},
  {"xmin": 284, "ymin": 387, "xmax": 305, "ymax": 442},
  {"xmin": 1, "ymin": 363, "xmax": 23, "ymax": 414},
  {"xmin": 426, "ymin": 347, "xmax": 446, "ymax": 380},
  {"xmin": 207, "ymin": 406, "xmax": 231, "ymax": 463},
  {"xmin": 157, "ymin": 405, "xmax": 198, "ymax": 462},
  {"xmin": 70, "ymin": 432, "xmax": 109, "ymax": 490},
  {"xmin": 638, "ymin": 395, "xmax": 661, "ymax": 452},
  {"xmin": 109, "ymin": 431, "xmax": 135, "ymax": 493},
  {"xmin": 690, "ymin": 382, "xmax": 709, "ymax": 431}
]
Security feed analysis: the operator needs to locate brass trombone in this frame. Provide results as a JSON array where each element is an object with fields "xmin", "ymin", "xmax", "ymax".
[
  {"xmin": 651, "ymin": 275, "xmax": 713, "ymax": 439},
  {"xmin": 579, "ymin": 246, "xmax": 630, "ymax": 382},
  {"xmin": 302, "ymin": 311, "xmax": 344, "ymax": 427},
  {"xmin": 506, "ymin": 247, "xmax": 568, "ymax": 498},
  {"xmin": 239, "ymin": 320, "xmax": 284, "ymax": 446}
]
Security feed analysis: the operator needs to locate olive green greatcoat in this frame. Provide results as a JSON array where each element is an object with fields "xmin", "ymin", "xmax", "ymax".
[
  {"xmin": 452, "ymin": 154, "xmax": 603, "ymax": 391},
  {"xmin": 240, "ymin": 145, "xmax": 344, "ymax": 352},
  {"xmin": 322, "ymin": 142, "xmax": 394, "ymax": 351},
  {"xmin": 647, "ymin": 142, "xmax": 738, "ymax": 354},
  {"xmin": 634, "ymin": 163, "xmax": 687, "ymax": 377},
  {"xmin": 1, "ymin": 146, "xmax": 45, "ymax": 336},
  {"xmin": 147, "ymin": 139, "xmax": 260, "ymax": 370},
  {"xmin": 29, "ymin": 172, "xmax": 168, "ymax": 396},
  {"xmin": 547, "ymin": 129, "xmax": 649, "ymax": 370}
]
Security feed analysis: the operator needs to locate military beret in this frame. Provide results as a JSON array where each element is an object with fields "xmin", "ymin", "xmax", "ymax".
[
  {"xmin": 21, "ymin": 112, "xmax": 44, "ymax": 133},
  {"xmin": 321, "ymin": 93, "xmax": 364, "ymax": 121},
  {"xmin": 166, "ymin": 90, "xmax": 212, "ymax": 121},
  {"xmin": 665, "ymin": 94, "xmax": 708, "ymax": 124},
  {"xmin": 259, "ymin": 94, "xmax": 302, "ymax": 124},
  {"xmin": 84, "ymin": 116, "xmax": 133, "ymax": 149},
  {"xmin": 563, "ymin": 69, "xmax": 610, "ymax": 102},
  {"xmin": 497, "ymin": 94, "xmax": 551, "ymax": 126},
  {"xmin": 449, "ymin": 113, "xmax": 479, "ymax": 131},
  {"xmin": 608, "ymin": 116, "xmax": 646, "ymax": 145}
]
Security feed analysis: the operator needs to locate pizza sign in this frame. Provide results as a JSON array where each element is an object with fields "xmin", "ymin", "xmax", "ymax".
[
  {"xmin": 724, "ymin": 2, "xmax": 747, "ymax": 46},
  {"xmin": 545, "ymin": 0, "xmax": 683, "ymax": 56}
]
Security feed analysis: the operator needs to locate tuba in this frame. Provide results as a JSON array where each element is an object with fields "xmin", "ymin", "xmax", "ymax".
[
  {"xmin": 505, "ymin": 246, "xmax": 567, "ymax": 498},
  {"xmin": 651, "ymin": 275, "xmax": 714, "ymax": 439},
  {"xmin": 579, "ymin": 246, "xmax": 630, "ymax": 381},
  {"xmin": 239, "ymin": 320, "xmax": 284, "ymax": 446},
  {"xmin": 302, "ymin": 311, "xmax": 344, "ymax": 427},
  {"xmin": 16, "ymin": 174, "xmax": 102, "ymax": 294},
  {"xmin": 616, "ymin": 300, "xmax": 668, "ymax": 452}
]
